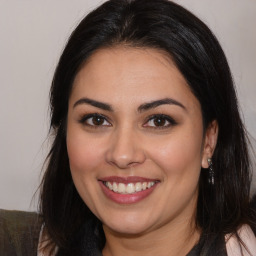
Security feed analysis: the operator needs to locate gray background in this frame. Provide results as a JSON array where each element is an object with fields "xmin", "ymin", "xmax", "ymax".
[{"xmin": 0, "ymin": 0, "xmax": 255, "ymax": 211}]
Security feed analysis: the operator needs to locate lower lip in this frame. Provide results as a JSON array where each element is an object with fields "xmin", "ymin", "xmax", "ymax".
[{"xmin": 99, "ymin": 181, "xmax": 158, "ymax": 204}]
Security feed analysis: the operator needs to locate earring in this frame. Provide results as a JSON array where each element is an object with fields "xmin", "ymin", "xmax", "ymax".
[{"xmin": 207, "ymin": 158, "xmax": 214, "ymax": 185}]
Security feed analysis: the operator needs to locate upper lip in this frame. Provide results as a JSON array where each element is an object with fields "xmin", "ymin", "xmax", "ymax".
[{"xmin": 99, "ymin": 176, "xmax": 159, "ymax": 184}]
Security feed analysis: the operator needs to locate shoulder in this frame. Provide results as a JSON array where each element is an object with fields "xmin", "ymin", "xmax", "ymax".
[
  {"xmin": 0, "ymin": 209, "xmax": 42, "ymax": 256},
  {"xmin": 226, "ymin": 225, "xmax": 256, "ymax": 256}
]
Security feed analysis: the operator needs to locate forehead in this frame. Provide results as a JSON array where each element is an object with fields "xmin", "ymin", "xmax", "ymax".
[{"xmin": 70, "ymin": 46, "xmax": 200, "ymax": 111}]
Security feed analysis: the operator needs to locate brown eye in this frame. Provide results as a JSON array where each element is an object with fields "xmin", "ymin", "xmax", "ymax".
[
  {"xmin": 153, "ymin": 117, "xmax": 167, "ymax": 127},
  {"xmin": 144, "ymin": 114, "xmax": 177, "ymax": 129},
  {"xmin": 91, "ymin": 116, "xmax": 105, "ymax": 126},
  {"xmin": 80, "ymin": 114, "xmax": 111, "ymax": 127}
]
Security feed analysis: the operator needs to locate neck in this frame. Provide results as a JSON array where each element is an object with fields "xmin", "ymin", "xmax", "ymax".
[{"xmin": 102, "ymin": 216, "xmax": 200, "ymax": 256}]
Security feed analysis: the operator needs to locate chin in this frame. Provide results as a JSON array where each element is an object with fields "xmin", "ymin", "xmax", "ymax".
[
  {"xmin": 105, "ymin": 223, "xmax": 150, "ymax": 236},
  {"xmin": 102, "ymin": 213, "xmax": 154, "ymax": 236}
]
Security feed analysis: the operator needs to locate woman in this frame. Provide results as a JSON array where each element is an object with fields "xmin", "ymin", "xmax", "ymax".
[{"xmin": 39, "ymin": 0, "xmax": 256, "ymax": 255}]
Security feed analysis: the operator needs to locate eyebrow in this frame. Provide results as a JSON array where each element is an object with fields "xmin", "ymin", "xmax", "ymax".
[
  {"xmin": 73, "ymin": 97, "xmax": 186, "ymax": 112},
  {"xmin": 73, "ymin": 98, "xmax": 113, "ymax": 111},
  {"xmin": 138, "ymin": 98, "xmax": 186, "ymax": 112}
]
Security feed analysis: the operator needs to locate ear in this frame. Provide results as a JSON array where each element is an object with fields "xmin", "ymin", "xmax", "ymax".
[{"xmin": 201, "ymin": 120, "xmax": 219, "ymax": 168}]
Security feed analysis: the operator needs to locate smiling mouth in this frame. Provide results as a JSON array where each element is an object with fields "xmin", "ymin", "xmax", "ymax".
[{"xmin": 103, "ymin": 181, "xmax": 158, "ymax": 194}]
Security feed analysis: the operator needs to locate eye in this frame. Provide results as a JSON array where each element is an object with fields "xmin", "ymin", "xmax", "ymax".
[
  {"xmin": 79, "ymin": 113, "xmax": 111, "ymax": 127},
  {"xmin": 144, "ymin": 114, "xmax": 177, "ymax": 129}
]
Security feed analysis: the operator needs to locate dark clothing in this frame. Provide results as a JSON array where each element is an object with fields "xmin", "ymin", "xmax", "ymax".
[
  {"xmin": 56, "ymin": 217, "xmax": 228, "ymax": 256},
  {"xmin": 0, "ymin": 209, "xmax": 228, "ymax": 256},
  {"xmin": 0, "ymin": 209, "xmax": 42, "ymax": 256}
]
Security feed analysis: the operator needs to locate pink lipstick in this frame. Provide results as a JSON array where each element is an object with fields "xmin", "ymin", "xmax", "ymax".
[{"xmin": 98, "ymin": 176, "xmax": 159, "ymax": 204}]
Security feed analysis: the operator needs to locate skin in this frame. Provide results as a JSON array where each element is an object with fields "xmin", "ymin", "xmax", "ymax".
[{"xmin": 66, "ymin": 46, "xmax": 218, "ymax": 256}]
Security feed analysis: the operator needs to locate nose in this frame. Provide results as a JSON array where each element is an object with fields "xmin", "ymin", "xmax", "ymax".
[{"xmin": 105, "ymin": 127, "xmax": 146, "ymax": 169}]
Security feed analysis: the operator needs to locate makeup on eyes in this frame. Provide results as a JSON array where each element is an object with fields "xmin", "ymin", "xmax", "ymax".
[
  {"xmin": 77, "ymin": 112, "xmax": 179, "ymax": 131},
  {"xmin": 143, "ymin": 114, "xmax": 178, "ymax": 129},
  {"xmin": 73, "ymin": 96, "xmax": 185, "ymax": 127},
  {"xmin": 78, "ymin": 113, "xmax": 111, "ymax": 126}
]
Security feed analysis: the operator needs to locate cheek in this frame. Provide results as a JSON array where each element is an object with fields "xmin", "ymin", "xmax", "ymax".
[
  {"xmin": 149, "ymin": 126, "xmax": 203, "ymax": 181},
  {"xmin": 147, "ymin": 129, "xmax": 203, "ymax": 216},
  {"xmin": 66, "ymin": 127, "xmax": 104, "ymax": 177},
  {"xmin": 66, "ymin": 126, "xmax": 106, "ymax": 214}
]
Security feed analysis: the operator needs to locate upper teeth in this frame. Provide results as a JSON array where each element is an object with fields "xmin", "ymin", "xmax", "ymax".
[{"xmin": 104, "ymin": 181, "xmax": 156, "ymax": 194}]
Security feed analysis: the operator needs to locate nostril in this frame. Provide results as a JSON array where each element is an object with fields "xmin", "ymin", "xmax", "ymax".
[
  {"xmin": 105, "ymin": 132, "xmax": 146, "ymax": 169},
  {"xmin": 106, "ymin": 153, "xmax": 146, "ymax": 169}
]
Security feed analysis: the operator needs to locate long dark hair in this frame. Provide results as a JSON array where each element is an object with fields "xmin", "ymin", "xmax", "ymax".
[{"xmin": 40, "ymin": 0, "xmax": 255, "ymax": 254}]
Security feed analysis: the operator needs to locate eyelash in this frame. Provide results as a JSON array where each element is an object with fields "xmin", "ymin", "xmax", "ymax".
[
  {"xmin": 144, "ymin": 114, "xmax": 177, "ymax": 129},
  {"xmin": 79, "ymin": 113, "xmax": 111, "ymax": 128},
  {"xmin": 78, "ymin": 113, "xmax": 177, "ymax": 130}
]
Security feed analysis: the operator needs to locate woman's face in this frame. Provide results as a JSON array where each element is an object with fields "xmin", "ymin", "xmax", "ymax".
[{"xmin": 67, "ymin": 47, "xmax": 216, "ymax": 236}]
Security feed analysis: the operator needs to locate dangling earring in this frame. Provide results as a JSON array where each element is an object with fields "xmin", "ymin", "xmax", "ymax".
[{"xmin": 207, "ymin": 158, "xmax": 214, "ymax": 185}]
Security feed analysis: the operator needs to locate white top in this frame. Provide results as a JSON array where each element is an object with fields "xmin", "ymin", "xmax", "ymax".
[{"xmin": 226, "ymin": 225, "xmax": 256, "ymax": 256}]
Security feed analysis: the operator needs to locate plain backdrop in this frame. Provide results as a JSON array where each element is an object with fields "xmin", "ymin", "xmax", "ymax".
[{"xmin": 0, "ymin": 0, "xmax": 255, "ymax": 211}]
